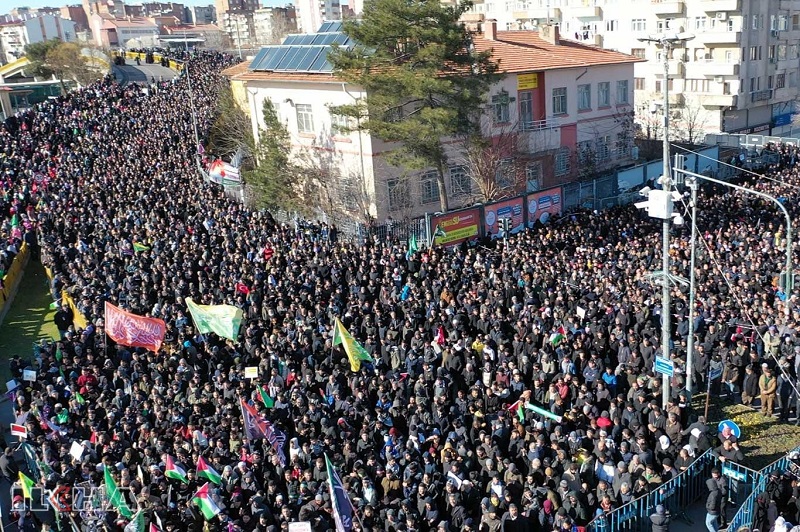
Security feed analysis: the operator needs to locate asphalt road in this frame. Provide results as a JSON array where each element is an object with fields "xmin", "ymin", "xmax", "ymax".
[{"xmin": 112, "ymin": 63, "xmax": 178, "ymax": 85}]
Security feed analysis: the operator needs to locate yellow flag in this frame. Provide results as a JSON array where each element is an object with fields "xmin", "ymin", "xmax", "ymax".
[{"xmin": 332, "ymin": 318, "xmax": 373, "ymax": 372}]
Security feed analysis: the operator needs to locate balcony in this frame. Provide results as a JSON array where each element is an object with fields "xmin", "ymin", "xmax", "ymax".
[
  {"xmin": 780, "ymin": 0, "xmax": 800, "ymax": 10},
  {"xmin": 773, "ymin": 87, "xmax": 797, "ymax": 102},
  {"xmin": 461, "ymin": 13, "xmax": 485, "ymax": 22},
  {"xmin": 697, "ymin": 31, "xmax": 741, "ymax": 45},
  {"xmin": 652, "ymin": 0, "xmax": 685, "ymax": 16},
  {"xmin": 512, "ymin": 7, "xmax": 560, "ymax": 20},
  {"xmin": 750, "ymin": 89, "xmax": 773, "ymax": 103},
  {"xmin": 700, "ymin": 0, "xmax": 740, "ymax": 12},
  {"xmin": 700, "ymin": 94, "xmax": 738, "ymax": 107},
  {"xmin": 519, "ymin": 119, "xmax": 561, "ymax": 153},
  {"xmin": 667, "ymin": 93, "xmax": 685, "ymax": 106},
  {"xmin": 685, "ymin": 59, "xmax": 739, "ymax": 76},
  {"xmin": 573, "ymin": 5, "xmax": 602, "ymax": 18}
]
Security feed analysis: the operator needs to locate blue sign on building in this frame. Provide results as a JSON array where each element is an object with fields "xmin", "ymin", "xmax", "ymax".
[
  {"xmin": 774, "ymin": 113, "xmax": 793, "ymax": 127},
  {"xmin": 654, "ymin": 356, "xmax": 674, "ymax": 377}
]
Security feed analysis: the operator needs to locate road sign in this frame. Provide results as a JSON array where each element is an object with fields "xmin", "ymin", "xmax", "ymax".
[
  {"xmin": 709, "ymin": 365, "xmax": 723, "ymax": 381},
  {"xmin": 654, "ymin": 356, "xmax": 674, "ymax": 377},
  {"xmin": 718, "ymin": 420, "xmax": 741, "ymax": 439}
]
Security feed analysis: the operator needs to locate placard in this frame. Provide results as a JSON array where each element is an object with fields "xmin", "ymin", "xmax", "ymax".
[
  {"xmin": 10, "ymin": 424, "xmax": 27, "ymax": 439},
  {"xmin": 517, "ymin": 73, "xmax": 539, "ymax": 90},
  {"xmin": 288, "ymin": 523, "xmax": 312, "ymax": 532},
  {"xmin": 70, "ymin": 441, "xmax": 84, "ymax": 461},
  {"xmin": 6, "ymin": 379, "xmax": 18, "ymax": 392},
  {"xmin": 23, "ymin": 370, "xmax": 36, "ymax": 382},
  {"xmin": 430, "ymin": 208, "xmax": 481, "ymax": 247},
  {"xmin": 244, "ymin": 366, "xmax": 259, "ymax": 379}
]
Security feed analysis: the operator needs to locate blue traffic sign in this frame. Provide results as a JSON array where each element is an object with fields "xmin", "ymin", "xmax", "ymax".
[
  {"xmin": 718, "ymin": 420, "xmax": 741, "ymax": 439},
  {"xmin": 654, "ymin": 356, "xmax": 674, "ymax": 377},
  {"xmin": 709, "ymin": 365, "xmax": 723, "ymax": 381}
]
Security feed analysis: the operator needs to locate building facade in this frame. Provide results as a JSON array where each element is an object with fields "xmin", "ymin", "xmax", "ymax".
[
  {"xmin": 60, "ymin": 5, "xmax": 91, "ymax": 32},
  {"xmin": 225, "ymin": 22, "xmax": 639, "ymax": 220},
  {"xmin": 220, "ymin": 11, "xmax": 255, "ymax": 50},
  {"xmin": 295, "ymin": 0, "xmax": 340, "ymax": 34},
  {"xmin": 252, "ymin": 7, "xmax": 297, "ymax": 45},
  {"xmin": 185, "ymin": 5, "xmax": 217, "ymax": 25},
  {"xmin": 0, "ymin": 15, "xmax": 78, "ymax": 64},
  {"xmin": 465, "ymin": 0, "xmax": 800, "ymax": 137},
  {"xmin": 90, "ymin": 15, "xmax": 160, "ymax": 47}
]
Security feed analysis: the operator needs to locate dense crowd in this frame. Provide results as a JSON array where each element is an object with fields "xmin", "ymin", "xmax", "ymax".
[{"xmin": 1, "ymin": 49, "xmax": 800, "ymax": 532}]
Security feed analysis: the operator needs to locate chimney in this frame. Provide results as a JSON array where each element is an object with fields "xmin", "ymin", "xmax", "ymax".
[
  {"xmin": 485, "ymin": 18, "xmax": 496, "ymax": 41},
  {"xmin": 540, "ymin": 23, "xmax": 559, "ymax": 45}
]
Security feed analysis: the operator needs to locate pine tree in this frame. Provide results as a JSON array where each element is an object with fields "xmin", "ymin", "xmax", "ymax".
[{"xmin": 329, "ymin": 0, "xmax": 501, "ymax": 213}]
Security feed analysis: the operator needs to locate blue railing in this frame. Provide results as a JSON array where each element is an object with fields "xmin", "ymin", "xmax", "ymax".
[
  {"xmin": 587, "ymin": 448, "xmax": 717, "ymax": 532},
  {"xmin": 727, "ymin": 444, "xmax": 800, "ymax": 531}
]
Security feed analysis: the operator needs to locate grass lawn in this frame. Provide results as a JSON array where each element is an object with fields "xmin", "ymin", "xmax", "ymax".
[
  {"xmin": 0, "ymin": 260, "xmax": 59, "ymax": 383},
  {"xmin": 697, "ymin": 393, "xmax": 800, "ymax": 470}
]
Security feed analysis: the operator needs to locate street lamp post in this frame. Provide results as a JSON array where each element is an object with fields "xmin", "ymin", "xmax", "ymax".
[
  {"xmin": 685, "ymin": 176, "xmax": 699, "ymax": 393},
  {"xmin": 639, "ymin": 32, "xmax": 694, "ymax": 408}
]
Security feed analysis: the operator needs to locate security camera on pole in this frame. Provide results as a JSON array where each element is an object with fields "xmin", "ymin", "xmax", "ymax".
[{"xmin": 636, "ymin": 32, "xmax": 694, "ymax": 407}]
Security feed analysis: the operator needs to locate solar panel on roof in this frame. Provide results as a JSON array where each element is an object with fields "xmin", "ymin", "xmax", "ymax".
[
  {"xmin": 296, "ymin": 46, "xmax": 324, "ymax": 70},
  {"xmin": 249, "ymin": 48, "xmax": 269, "ymax": 70},
  {"xmin": 279, "ymin": 47, "xmax": 305, "ymax": 70},
  {"xmin": 298, "ymin": 34, "xmax": 316, "ymax": 45},
  {"xmin": 263, "ymin": 47, "xmax": 289, "ymax": 70},
  {"xmin": 283, "ymin": 35, "xmax": 300, "ymax": 45}
]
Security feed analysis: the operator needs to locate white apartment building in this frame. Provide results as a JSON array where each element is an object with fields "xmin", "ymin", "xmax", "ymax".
[
  {"xmin": 225, "ymin": 22, "xmax": 640, "ymax": 220},
  {"xmin": 0, "ymin": 15, "xmax": 78, "ymax": 64},
  {"xmin": 252, "ymin": 7, "xmax": 297, "ymax": 45},
  {"xmin": 220, "ymin": 11, "xmax": 256, "ymax": 49},
  {"xmin": 468, "ymin": 0, "xmax": 800, "ymax": 137},
  {"xmin": 295, "ymin": 0, "xmax": 340, "ymax": 34}
]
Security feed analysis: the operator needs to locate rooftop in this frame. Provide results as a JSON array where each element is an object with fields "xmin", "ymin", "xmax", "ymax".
[{"xmin": 472, "ymin": 30, "xmax": 642, "ymax": 73}]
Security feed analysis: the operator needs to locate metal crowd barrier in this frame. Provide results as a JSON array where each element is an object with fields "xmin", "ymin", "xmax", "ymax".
[
  {"xmin": 726, "ymin": 444, "xmax": 800, "ymax": 531},
  {"xmin": 587, "ymin": 448, "xmax": 716, "ymax": 532}
]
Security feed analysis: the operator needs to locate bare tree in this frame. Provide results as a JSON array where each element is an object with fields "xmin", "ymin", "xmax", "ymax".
[
  {"xmin": 458, "ymin": 121, "xmax": 527, "ymax": 203},
  {"xmin": 674, "ymin": 98, "xmax": 709, "ymax": 145}
]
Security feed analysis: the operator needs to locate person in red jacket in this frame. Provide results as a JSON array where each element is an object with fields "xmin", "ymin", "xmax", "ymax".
[{"xmin": 76, "ymin": 367, "xmax": 98, "ymax": 394}]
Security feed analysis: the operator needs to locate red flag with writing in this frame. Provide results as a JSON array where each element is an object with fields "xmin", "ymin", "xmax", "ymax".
[{"xmin": 104, "ymin": 302, "xmax": 166, "ymax": 352}]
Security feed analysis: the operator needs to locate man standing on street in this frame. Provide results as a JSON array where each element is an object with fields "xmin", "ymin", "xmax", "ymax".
[
  {"xmin": 650, "ymin": 504, "xmax": 671, "ymax": 532},
  {"xmin": 759, "ymin": 365, "xmax": 777, "ymax": 417},
  {"xmin": 705, "ymin": 473, "xmax": 723, "ymax": 532}
]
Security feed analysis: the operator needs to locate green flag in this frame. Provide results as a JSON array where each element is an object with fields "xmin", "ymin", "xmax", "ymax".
[
  {"xmin": 258, "ymin": 385, "xmax": 274, "ymax": 409},
  {"xmin": 56, "ymin": 410, "xmax": 68, "ymax": 424},
  {"xmin": 185, "ymin": 297, "xmax": 243, "ymax": 341},
  {"xmin": 406, "ymin": 234, "xmax": 418, "ymax": 260},
  {"xmin": 132, "ymin": 242, "xmax": 150, "ymax": 252},
  {"xmin": 104, "ymin": 466, "xmax": 133, "ymax": 518},
  {"xmin": 525, "ymin": 402, "xmax": 563, "ymax": 423},
  {"xmin": 332, "ymin": 318, "xmax": 374, "ymax": 372},
  {"xmin": 74, "ymin": 392, "xmax": 86, "ymax": 405}
]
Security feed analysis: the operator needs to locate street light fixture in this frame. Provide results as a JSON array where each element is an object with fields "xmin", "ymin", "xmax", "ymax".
[{"xmin": 637, "ymin": 32, "xmax": 694, "ymax": 408}]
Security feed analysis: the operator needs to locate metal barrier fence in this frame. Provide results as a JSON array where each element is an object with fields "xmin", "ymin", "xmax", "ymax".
[
  {"xmin": 726, "ymin": 444, "xmax": 800, "ymax": 532},
  {"xmin": 586, "ymin": 448, "xmax": 717, "ymax": 532}
]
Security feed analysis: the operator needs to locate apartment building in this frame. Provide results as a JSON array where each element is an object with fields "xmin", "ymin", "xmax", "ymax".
[
  {"xmin": 469, "ymin": 0, "xmax": 800, "ymax": 136},
  {"xmin": 295, "ymin": 0, "xmax": 340, "ymax": 33},
  {"xmin": 0, "ymin": 15, "xmax": 78, "ymax": 64},
  {"xmin": 253, "ymin": 7, "xmax": 297, "ymax": 45},
  {"xmin": 225, "ymin": 22, "xmax": 639, "ymax": 220}
]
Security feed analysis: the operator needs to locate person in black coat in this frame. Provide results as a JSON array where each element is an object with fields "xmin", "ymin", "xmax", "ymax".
[{"xmin": 650, "ymin": 504, "xmax": 670, "ymax": 532}]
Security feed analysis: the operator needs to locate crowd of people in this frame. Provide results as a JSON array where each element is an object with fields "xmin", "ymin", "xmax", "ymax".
[{"xmin": 1, "ymin": 48, "xmax": 800, "ymax": 532}]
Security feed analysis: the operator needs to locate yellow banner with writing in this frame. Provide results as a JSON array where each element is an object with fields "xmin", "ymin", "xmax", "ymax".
[{"xmin": 517, "ymin": 73, "xmax": 539, "ymax": 91}]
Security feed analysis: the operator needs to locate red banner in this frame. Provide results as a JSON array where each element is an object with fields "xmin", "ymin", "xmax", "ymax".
[
  {"xmin": 526, "ymin": 187, "xmax": 562, "ymax": 227},
  {"xmin": 104, "ymin": 302, "xmax": 166, "ymax": 352},
  {"xmin": 430, "ymin": 208, "xmax": 481, "ymax": 247}
]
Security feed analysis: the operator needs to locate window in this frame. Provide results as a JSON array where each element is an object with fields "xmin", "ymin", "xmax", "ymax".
[
  {"xmin": 296, "ymin": 104, "xmax": 314, "ymax": 133},
  {"xmin": 749, "ymin": 46, "xmax": 758, "ymax": 60},
  {"xmin": 777, "ymin": 73, "xmax": 786, "ymax": 89},
  {"xmin": 694, "ymin": 17, "xmax": 706, "ymax": 31},
  {"xmin": 597, "ymin": 82, "xmax": 610, "ymax": 107},
  {"xmin": 778, "ymin": 44, "xmax": 787, "ymax": 60},
  {"xmin": 687, "ymin": 79, "xmax": 711, "ymax": 92},
  {"xmin": 749, "ymin": 77, "xmax": 756, "ymax": 92},
  {"xmin": 790, "ymin": 44, "xmax": 799, "ymax": 59},
  {"xmin": 616, "ymin": 80, "xmax": 629, "ymax": 104},
  {"xmin": 634, "ymin": 77, "xmax": 645, "ymax": 90},
  {"xmin": 616, "ymin": 132, "xmax": 631, "ymax": 157},
  {"xmin": 578, "ymin": 140, "xmax": 593, "ymax": 164},
  {"xmin": 525, "ymin": 162, "xmax": 542, "ymax": 192},
  {"xmin": 519, "ymin": 91, "xmax": 533, "ymax": 129},
  {"xmin": 491, "ymin": 90, "xmax": 510, "ymax": 124},
  {"xmin": 656, "ymin": 19, "xmax": 673, "ymax": 33},
  {"xmin": 752, "ymin": 14, "xmax": 762, "ymax": 30},
  {"xmin": 631, "ymin": 19, "xmax": 646, "ymax": 32},
  {"xmin": 555, "ymin": 148, "xmax": 570, "ymax": 177},
  {"xmin": 552, "ymin": 87, "xmax": 567, "ymax": 115},
  {"xmin": 419, "ymin": 171, "xmax": 440, "ymax": 204},
  {"xmin": 631, "ymin": 48, "xmax": 646, "ymax": 59},
  {"xmin": 330, "ymin": 113, "xmax": 353, "ymax": 135},
  {"xmin": 790, "ymin": 71, "xmax": 798, "ymax": 88},
  {"xmin": 768, "ymin": 75, "xmax": 774, "ymax": 89},
  {"xmin": 596, "ymin": 135, "xmax": 611, "ymax": 161},
  {"xmin": 769, "ymin": 45, "xmax": 776, "ymax": 61},
  {"xmin": 793, "ymin": 14, "xmax": 799, "ymax": 31},
  {"xmin": 606, "ymin": 20, "xmax": 618, "ymax": 32},
  {"xmin": 387, "ymin": 178, "xmax": 410, "ymax": 211},
  {"xmin": 495, "ymin": 158, "xmax": 515, "ymax": 189},
  {"xmin": 578, "ymin": 84, "xmax": 591, "ymax": 110},
  {"xmin": 779, "ymin": 15, "xmax": 789, "ymax": 31},
  {"xmin": 449, "ymin": 166, "xmax": 471, "ymax": 196}
]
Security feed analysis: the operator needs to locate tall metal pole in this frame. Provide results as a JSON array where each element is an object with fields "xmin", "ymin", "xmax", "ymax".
[
  {"xmin": 661, "ymin": 43, "xmax": 672, "ymax": 408},
  {"xmin": 676, "ymin": 168, "xmax": 793, "ymax": 319},
  {"xmin": 183, "ymin": 31, "xmax": 200, "ymax": 167},
  {"xmin": 685, "ymin": 177, "xmax": 699, "ymax": 394}
]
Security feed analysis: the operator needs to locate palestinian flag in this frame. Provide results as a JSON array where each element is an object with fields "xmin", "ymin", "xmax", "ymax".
[
  {"xmin": 196, "ymin": 456, "xmax": 221, "ymax": 485},
  {"xmin": 19, "ymin": 471, "xmax": 34, "ymax": 499},
  {"xmin": 549, "ymin": 325, "xmax": 567, "ymax": 346},
  {"xmin": 192, "ymin": 482, "xmax": 221, "ymax": 520},
  {"xmin": 258, "ymin": 385, "xmax": 274, "ymax": 409},
  {"xmin": 164, "ymin": 455, "xmax": 188, "ymax": 484},
  {"xmin": 506, "ymin": 400, "xmax": 526, "ymax": 423}
]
